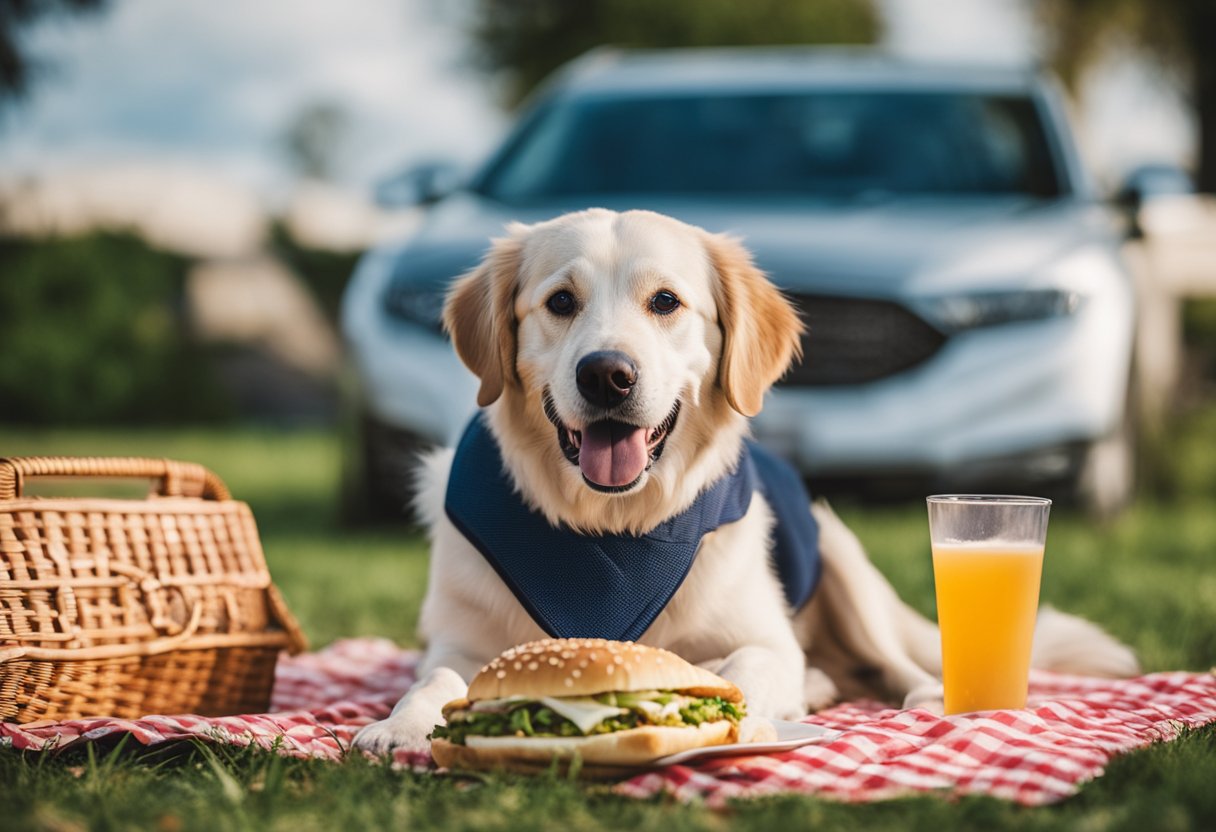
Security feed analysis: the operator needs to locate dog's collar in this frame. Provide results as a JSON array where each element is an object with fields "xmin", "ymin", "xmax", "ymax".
[{"xmin": 444, "ymin": 413, "xmax": 820, "ymax": 642}]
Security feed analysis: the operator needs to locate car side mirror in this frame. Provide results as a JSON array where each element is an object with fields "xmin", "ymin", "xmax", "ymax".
[
  {"xmin": 375, "ymin": 161, "xmax": 465, "ymax": 209},
  {"xmin": 1114, "ymin": 164, "xmax": 1196, "ymax": 239}
]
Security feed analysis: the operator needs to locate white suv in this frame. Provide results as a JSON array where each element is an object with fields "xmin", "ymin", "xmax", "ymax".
[{"xmin": 341, "ymin": 48, "xmax": 1138, "ymax": 519}]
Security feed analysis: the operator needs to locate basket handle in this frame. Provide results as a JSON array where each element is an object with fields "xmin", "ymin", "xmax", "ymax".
[
  {"xmin": 0, "ymin": 456, "xmax": 231, "ymax": 501},
  {"xmin": 0, "ymin": 599, "xmax": 205, "ymax": 663}
]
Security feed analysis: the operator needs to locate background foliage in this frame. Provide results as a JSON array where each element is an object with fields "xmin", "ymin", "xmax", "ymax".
[
  {"xmin": 269, "ymin": 221, "xmax": 360, "ymax": 327},
  {"xmin": 1034, "ymin": 0, "xmax": 1216, "ymax": 191},
  {"xmin": 0, "ymin": 231, "xmax": 231, "ymax": 424},
  {"xmin": 0, "ymin": 0, "xmax": 106, "ymax": 100}
]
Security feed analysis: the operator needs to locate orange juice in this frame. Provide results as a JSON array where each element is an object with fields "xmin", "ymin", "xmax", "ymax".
[{"xmin": 932, "ymin": 541, "xmax": 1044, "ymax": 713}]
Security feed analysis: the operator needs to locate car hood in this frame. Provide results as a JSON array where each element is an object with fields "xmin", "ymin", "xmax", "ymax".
[{"xmin": 387, "ymin": 193, "xmax": 1119, "ymax": 297}]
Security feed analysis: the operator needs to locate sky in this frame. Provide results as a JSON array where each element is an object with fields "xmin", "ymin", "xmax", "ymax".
[
  {"xmin": 0, "ymin": 0, "xmax": 507, "ymax": 196},
  {"xmin": 0, "ymin": 0, "xmax": 1194, "ymax": 199}
]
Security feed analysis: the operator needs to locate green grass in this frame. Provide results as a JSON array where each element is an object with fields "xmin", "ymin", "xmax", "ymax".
[
  {"xmin": 2, "ymin": 728, "xmax": 1213, "ymax": 831},
  {"xmin": 2, "ymin": 408, "xmax": 1216, "ymax": 830}
]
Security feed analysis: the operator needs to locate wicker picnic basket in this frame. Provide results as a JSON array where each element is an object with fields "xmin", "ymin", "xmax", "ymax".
[{"xmin": 0, "ymin": 456, "xmax": 307, "ymax": 723}]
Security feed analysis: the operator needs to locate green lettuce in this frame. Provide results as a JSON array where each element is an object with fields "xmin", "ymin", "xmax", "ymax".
[{"xmin": 431, "ymin": 693, "xmax": 743, "ymax": 746}]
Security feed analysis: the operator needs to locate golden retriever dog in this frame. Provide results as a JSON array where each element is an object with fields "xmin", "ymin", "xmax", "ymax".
[{"xmin": 354, "ymin": 208, "xmax": 1138, "ymax": 755}]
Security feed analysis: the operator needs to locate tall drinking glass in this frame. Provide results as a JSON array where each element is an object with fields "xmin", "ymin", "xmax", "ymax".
[{"xmin": 927, "ymin": 495, "xmax": 1051, "ymax": 714}]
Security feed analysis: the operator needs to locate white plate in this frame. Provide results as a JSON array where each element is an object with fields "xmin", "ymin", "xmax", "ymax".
[{"xmin": 647, "ymin": 720, "xmax": 839, "ymax": 767}]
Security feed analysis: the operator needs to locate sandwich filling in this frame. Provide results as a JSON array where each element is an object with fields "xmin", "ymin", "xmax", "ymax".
[{"xmin": 431, "ymin": 690, "xmax": 743, "ymax": 745}]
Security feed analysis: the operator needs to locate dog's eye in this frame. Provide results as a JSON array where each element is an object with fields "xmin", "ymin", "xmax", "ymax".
[
  {"xmin": 650, "ymin": 291, "xmax": 680, "ymax": 315},
  {"xmin": 546, "ymin": 290, "xmax": 576, "ymax": 317}
]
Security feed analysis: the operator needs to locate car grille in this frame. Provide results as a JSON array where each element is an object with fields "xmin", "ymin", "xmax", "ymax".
[{"xmin": 782, "ymin": 294, "xmax": 947, "ymax": 386}]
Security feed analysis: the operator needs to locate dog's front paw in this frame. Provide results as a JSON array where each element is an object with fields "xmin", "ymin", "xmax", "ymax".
[
  {"xmin": 353, "ymin": 716, "xmax": 435, "ymax": 757},
  {"xmin": 740, "ymin": 685, "xmax": 804, "ymax": 722},
  {"xmin": 737, "ymin": 715, "xmax": 778, "ymax": 743},
  {"xmin": 353, "ymin": 666, "xmax": 468, "ymax": 757},
  {"xmin": 902, "ymin": 682, "xmax": 944, "ymax": 714},
  {"xmin": 803, "ymin": 667, "xmax": 839, "ymax": 712}
]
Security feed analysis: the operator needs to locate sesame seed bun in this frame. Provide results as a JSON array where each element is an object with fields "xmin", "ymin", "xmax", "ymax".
[{"xmin": 463, "ymin": 638, "xmax": 742, "ymax": 703}]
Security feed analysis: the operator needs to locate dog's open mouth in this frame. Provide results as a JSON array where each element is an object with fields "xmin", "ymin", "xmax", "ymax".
[{"xmin": 543, "ymin": 393, "xmax": 680, "ymax": 493}]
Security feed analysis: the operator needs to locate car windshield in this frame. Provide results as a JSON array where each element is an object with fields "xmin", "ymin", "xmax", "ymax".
[{"xmin": 478, "ymin": 91, "xmax": 1062, "ymax": 202}]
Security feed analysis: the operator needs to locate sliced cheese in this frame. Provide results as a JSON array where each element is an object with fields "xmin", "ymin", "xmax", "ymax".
[
  {"xmin": 622, "ymin": 697, "xmax": 685, "ymax": 721},
  {"xmin": 538, "ymin": 696, "xmax": 627, "ymax": 735},
  {"xmin": 469, "ymin": 695, "xmax": 529, "ymax": 712},
  {"xmin": 658, "ymin": 700, "xmax": 684, "ymax": 720},
  {"xmin": 631, "ymin": 700, "xmax": 662, "ymax": 717}
]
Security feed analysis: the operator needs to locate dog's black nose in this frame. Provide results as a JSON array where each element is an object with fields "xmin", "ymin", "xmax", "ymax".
[{"xmin": 576, "ymin": 351, "xmax": 638, "ymax": 409}]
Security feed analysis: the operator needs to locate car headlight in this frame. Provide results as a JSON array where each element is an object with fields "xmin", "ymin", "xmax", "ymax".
[
  {"xmin": 915, "ymin": 289, "xmax": 1084, "ymax": 334},
  {"xmin": 384, "ymin": 282, "xmax": 447, "ymax": 331}
]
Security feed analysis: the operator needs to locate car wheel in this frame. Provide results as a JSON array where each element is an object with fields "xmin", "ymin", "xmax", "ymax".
[
  {"xmin": 340, "ymin": 410, "xmax": 430, "ymax": 525},
  {"xmin": 1074, "ymin": 396, "xmax": 1137, "ymax": 520}
]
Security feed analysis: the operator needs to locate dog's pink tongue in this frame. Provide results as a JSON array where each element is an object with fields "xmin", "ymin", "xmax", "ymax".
[{"xmin": 579, "ymin": 420, "xmax": 648, "ymax": 488}]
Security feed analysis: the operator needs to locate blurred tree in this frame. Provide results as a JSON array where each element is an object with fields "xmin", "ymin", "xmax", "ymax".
[
  {"xmin": 0, "ymin": 231, "xmax": 230, "ymax": 424},
  {"xmin": 467, "ymin": 0, "xmax": 881, "ymax": 107},
  {"xmin": 1034, "ymin": 0, "xmax": 1216, "ymax": 192},
  {"xmin": 281, "ymin": 99, "xmax": 350, "ymax": 181},
  {"xmin": 0, "ymin": 0, "xmax": 106, "ymax": 101}
]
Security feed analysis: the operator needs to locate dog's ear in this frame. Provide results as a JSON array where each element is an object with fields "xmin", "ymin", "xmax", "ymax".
[
  {"xmin": 706, "ymin": 233, "xmax": 804, "ymax": 417},
  {"xmin": 444, "ymin": 233, "xmax": 525, "ymax": 407}
]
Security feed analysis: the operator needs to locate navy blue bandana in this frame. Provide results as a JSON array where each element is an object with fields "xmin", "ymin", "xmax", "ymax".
[{"xmin": 444, "ymin": 413, "xmax": 820, "ymax": 642}]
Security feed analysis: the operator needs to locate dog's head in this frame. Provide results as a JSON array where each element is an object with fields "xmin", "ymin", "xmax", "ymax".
[{"xmin": 443, "ymin": 209, "xmax": 802, "ymax": 531}]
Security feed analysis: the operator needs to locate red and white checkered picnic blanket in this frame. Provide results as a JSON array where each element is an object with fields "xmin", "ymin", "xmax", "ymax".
[{"xmin": 4, "ymin": 638, "xmax": 1214, "ymax": 807}]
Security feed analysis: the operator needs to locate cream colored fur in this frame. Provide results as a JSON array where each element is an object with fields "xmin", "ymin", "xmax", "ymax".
[{"xmin": 353, "ymin": 209, "xmax": 1138, "ymax": 757}]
